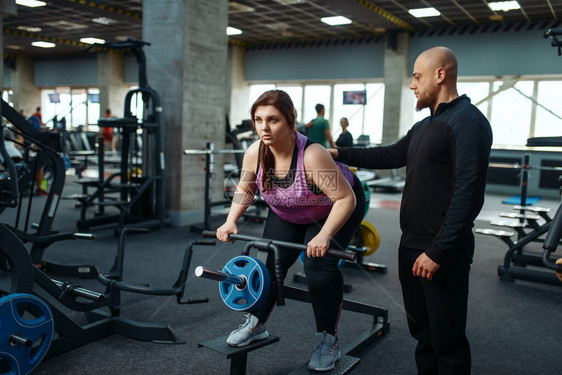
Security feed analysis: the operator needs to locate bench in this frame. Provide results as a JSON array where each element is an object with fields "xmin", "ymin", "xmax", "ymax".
[
  {"xmin": 499, "ymin": 212, "xmax": 541, "ymax": 230},
  {"xmin": 199, "ymin": 335, "xmax": 279, "ymax": 375},
  {"xmin": 475, "ymin": 228, "xmax": 516, "ymax": 247},
  {"xmin": 512, "ymin": 205, "xmax": 552, "ymax": 222},
  {"xmin": 288, "ymin": 355, "xmax": 360, "ymax": 374}
]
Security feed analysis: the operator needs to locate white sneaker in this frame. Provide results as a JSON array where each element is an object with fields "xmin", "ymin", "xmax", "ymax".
[{"xmin": 226, "ymin": 314, "xmax": 269, "ymax": 347}]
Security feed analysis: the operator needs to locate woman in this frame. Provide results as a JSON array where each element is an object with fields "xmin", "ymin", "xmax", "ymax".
[
  {"xmin": 335, "ymin": 117, "xmax": 354, "ymax": 148},
  {"xmin": 216, "ymin": 90, "xmax": 365, "ymax": 372}
]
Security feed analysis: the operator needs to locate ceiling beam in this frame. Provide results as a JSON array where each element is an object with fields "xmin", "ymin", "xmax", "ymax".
[
  {"xmin": 353, "ymin": 0, "xmax": 415, "ymax": 32},
  {"xmin": 52, "ymin": 0, "xmax": 141, "ymax": 24}
]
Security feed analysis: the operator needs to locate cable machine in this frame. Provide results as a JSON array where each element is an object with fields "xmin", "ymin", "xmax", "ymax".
[{"xmin": 77, "ymin": 39, "xmax": 167, "ymax": 232}]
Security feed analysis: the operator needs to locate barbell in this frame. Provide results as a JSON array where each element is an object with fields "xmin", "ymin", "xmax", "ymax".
[
  {"xmin": 194, "ymin": 231, "xmax": 356, "ymax": 311},
  {"xmin": 195, "ymin": 255, "xmax": 270, "ymax": 312},
  {"xmin": 0, "ymin": 293, "xmax": 54, "ymax": 375}
]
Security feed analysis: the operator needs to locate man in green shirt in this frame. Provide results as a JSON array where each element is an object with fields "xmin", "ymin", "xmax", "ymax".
[{"xmin": 305, "ymin": 104, "xmax": 335, "ymax": 148}]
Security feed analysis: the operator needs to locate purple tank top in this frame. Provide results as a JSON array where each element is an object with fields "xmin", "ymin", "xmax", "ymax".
[{"xmin": 256, "ymin": 131, "xmax": 355, "ymax": 224}]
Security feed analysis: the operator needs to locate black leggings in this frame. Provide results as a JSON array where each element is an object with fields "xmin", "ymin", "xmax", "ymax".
[{"xmin": 253, "ymin": 175, "xmax": 365, "ymax": 336}]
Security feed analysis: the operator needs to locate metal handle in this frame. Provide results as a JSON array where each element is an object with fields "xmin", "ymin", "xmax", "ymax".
[
  {"xmin": 202, "ymin": 230, "xmax": 357, "ymax": 263},
  {"xmin": 194, "ymin": 266, "xmax": 246, "ymax": 288}
]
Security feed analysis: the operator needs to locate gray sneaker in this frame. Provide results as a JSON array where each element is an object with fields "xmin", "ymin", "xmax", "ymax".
[
  {"xmin": 226, "ymin": 314, "xmax": 269, "ymax": 347},
  {"xmin": 308, "ymin": 331, "xmax": 341, "ymax": 371}
]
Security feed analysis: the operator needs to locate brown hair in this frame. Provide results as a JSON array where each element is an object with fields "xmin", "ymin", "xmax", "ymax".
[{"xmin": 250, "ymin": 90, "xmax": 296, "ymax": 192}]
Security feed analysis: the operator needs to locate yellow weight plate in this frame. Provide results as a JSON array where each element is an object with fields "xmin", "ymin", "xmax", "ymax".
[{"xmin": 359, "ymin": 220, "xmax": 380, "ymax": 256}]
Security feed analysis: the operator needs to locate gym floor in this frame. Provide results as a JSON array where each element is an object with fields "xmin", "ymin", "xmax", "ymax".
[{"xmin": 4, "ymin": 172, "xmax": 561, "ymax": 375}]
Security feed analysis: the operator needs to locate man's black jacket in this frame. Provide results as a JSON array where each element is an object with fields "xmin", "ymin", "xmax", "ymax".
[{"xmin": 336, "ymin": 95, "xmax": 493, "ymax": 264}]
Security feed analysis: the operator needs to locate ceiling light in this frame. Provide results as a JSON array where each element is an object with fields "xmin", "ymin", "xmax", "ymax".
[
  {"xmin": 265, "ymin": 22, "xmax": 291, "ymax": 32},
  {"xmin": 273, "ymin": 0, "xmax": 306, "ymax": 4},
  {"xmin": 488, "ymin": 1, "xmax": 521, "ymax": 12},
  {"xmin": 92, "ymin": 17, "xmax": 116, "ymax": 25},
  {"xmin": 80, "ymin": 37, "xmax": 106, "ymax": 44},
  {"xmin": 43, "ymin": 20, "xmax": 87, "ymax": 30},
  {"xmin": 321, "ymin": 16, "xmax": 352, "ymax": 26},
  {"xmin": 32, "ymin": 41, "xmax": 56, "ymax": 48},
  {"xmin": 16, "ymin": 0, "xmax": 46, "ymax": 7},
  {"xmin": 408, "ymin": 7, "xmax": 441, "ymax": 18},
  {"xmin": 227, "ymin": 27, "xmax": 242, "ymax": 36},
  {"xmin": 17, "ymin": 26, "xmax": 42, "ymax": 32},
  {"xmin": 228, "ymin": 2, "xmax": 255, "ymax": 14}
]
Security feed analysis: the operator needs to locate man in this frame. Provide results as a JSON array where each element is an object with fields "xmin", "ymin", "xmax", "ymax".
[
  {"xmin": 101, "ymin": 108, "xmax": 115, "ymax": 153},
  {"xmin": 29, "ymin": 107, "xmax": 47, "ymax": 195},
  {"xmin": 330, "ymin": 46, "xmax": 492, "ymax": 374},
  {"xmin": 29, "ymin": 107, "xmax": 43, "ymax": 131},
  {"xmin": 305, "ymin": 104, "xmax": 335, "ymax": 148}
]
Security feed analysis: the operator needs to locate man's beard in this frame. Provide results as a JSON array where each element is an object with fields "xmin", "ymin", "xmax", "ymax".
[{"xmin": 415, "ymin": 88, "xmax": 437, "ymax": 111}]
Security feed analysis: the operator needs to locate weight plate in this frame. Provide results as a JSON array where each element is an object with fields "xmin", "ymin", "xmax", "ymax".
[
  {"xmin": 0, "ymin": 293, "xmax": 54, "ymax": 375},
  {"xmin": 359, "ymin": 221, "xmax": 380, "ymax": 256},
  {"xmin": 219, "ymin": 256, "xmax": 270, "ymax": 312}
]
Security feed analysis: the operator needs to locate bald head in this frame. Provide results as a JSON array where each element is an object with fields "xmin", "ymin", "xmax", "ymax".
[
  {"xmin": 417, "ymin": 46, "xmax": 458, "ymax": 84},
  {"xmin": 410, "ymin": 46, "xmax": 459, "ymax": 112}
]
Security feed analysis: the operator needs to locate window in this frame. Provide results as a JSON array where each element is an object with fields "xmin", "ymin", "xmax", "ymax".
[
  {"xmin": 535, "ymin": 80, "xmax": 562, "ymax": 137},
  {"xmin": 248, "ymin": 84, "xmax": 275, "ymax": 109},
  {"xmin": 458, "ymin": 81, "xmax": 490, "ymax": 117},
  {"xmin": 333, "ymin": 84, "xmax": 365, "ymax": 143},
  {"xmin": 490, "ymin": 80, "xmax": 534, "ymax": 146},
  {"xmin": 248, "ymin": 82, "xmax": 385, "ymax": 145},
  {"xmin": 276, "ymin": 86, "xmax": 303, "ymax": 123},
  {"xmin": 87, "ymin": 88, "xmax": 100, "ymax": 126},
  {"xmin": 70, "ymin": 89, "xmax": 87, "ymax": 128},
  {"xmin": 2, "ymin": 90, "xmax": 13, "ymax": 107},
  {"xmin": 303, "ymin": 85, "xmax": 331, "ymax": 124},
  {"xmin": 364, "ymin": 83, "xmax": 385, "ymax": 144}
]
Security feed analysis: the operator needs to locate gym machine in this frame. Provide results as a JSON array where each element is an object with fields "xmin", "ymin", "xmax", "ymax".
[
  {"xmin": 195, "ymin": 231, "xmax": 390, "ymax": 375},
  {"xmin": 77, "ymin": 39, "xmax": 167, "ymax": 232},
  {"xmin": 183, "ymin": 143, "xmax": 249, "ymax": 231},
  {"xmin": 0, "ymin": 100, "xmax": 98, "ymax": 278},
  {"xmin": 476, "ymin": 137, "xmax": 562, "ymax": 285},
  {"xmin": 541, "ymin": 202, "xmax": 562, "ymax": 273},
  {"xmin": 0, "ymin": 111, "xmax": 206, "ymax": 374}
]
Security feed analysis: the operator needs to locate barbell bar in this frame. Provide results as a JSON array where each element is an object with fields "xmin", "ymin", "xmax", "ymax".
[{"xmin": 201, "ymin": 230, "xmax": 357, "ymax": 263}]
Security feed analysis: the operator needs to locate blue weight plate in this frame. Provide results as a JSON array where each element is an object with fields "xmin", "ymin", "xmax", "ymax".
[
  {"xmin": 219, "ymin": 256, "xmax": 270, "ymax": 312},
  {"xmin": 0, "ymin": 293, "xmax": 54, "ymax": 375}
]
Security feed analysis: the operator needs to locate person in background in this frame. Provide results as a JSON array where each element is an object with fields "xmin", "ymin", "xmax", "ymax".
[
  {"xmin": 335, "ymin": 117, "xmax": 353, "ymax": 148},
  {"xmin": 29, "ymin": 107, "xmax": 47, "ymax": 195},
  {"xmin": 329, "ymin": 46, "xmax": 493, "ymax": 375},
  {"xmin": 305, "ymin": 104, "xmax": 335, "ymax": 148},
  {"xmin": 101, "ymin": 108, "xmax": 115, "ymax": 153},
  {"xmin": 29, "ymin": 107, "xmax": 43, "ymax": 131},
  {"xmin": 216, "ymin": 90, "xmax": 365, "ymax": 372}
]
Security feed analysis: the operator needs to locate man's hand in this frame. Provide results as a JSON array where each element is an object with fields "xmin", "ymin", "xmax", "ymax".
[
  {"xmin": 412, "ymin": 253, "xmax": 440, "ymax": 281},
  {"xmin": 556, "ymin": 258, "xmax": 562, "ymax": 282},
  {"xmin": 327, "ymin": 148, "xmax": 339, "ymax": 160},
  {"xmin": 305, "ymin": 120, "xmax": 314, "ymax": 129}
]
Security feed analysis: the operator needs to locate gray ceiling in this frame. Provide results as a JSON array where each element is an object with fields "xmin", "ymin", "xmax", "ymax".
[{"xmin": 3, "ymin": 0, "xmax": 561, "ymax": 58}]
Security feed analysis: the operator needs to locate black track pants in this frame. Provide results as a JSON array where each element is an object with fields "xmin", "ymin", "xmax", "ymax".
[{"xmin": 398, "ymin": 239, "xmax": 473, "ymax": 375}]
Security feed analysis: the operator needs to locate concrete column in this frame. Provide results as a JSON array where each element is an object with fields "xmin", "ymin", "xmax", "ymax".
[
  {"xmin": 97, "ymin": 50, "xmax": 129, "ymax": 118},
  {"xmin": 229, "ymin": 45, "xmax": 250, "ymax": 127},
  {"xmin": 144, "ymin": 0, "xmax": 228, "ymax": 226},
  {"xmin": 381, "ymin": 32, "xmax": 414, "ymax": 146},
  {"xmin": 1, "ymin": 1, "xmax": 17, "ymax": 92},
  {"xmin": 11, "ymin": 56, "xmax": 41, "ymax": 116}
]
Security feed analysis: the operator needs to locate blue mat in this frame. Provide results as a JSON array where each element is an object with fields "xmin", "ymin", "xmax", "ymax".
[{"xmin": 502, "ymin": 195, "xmax": 542, "ymax": 205}]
